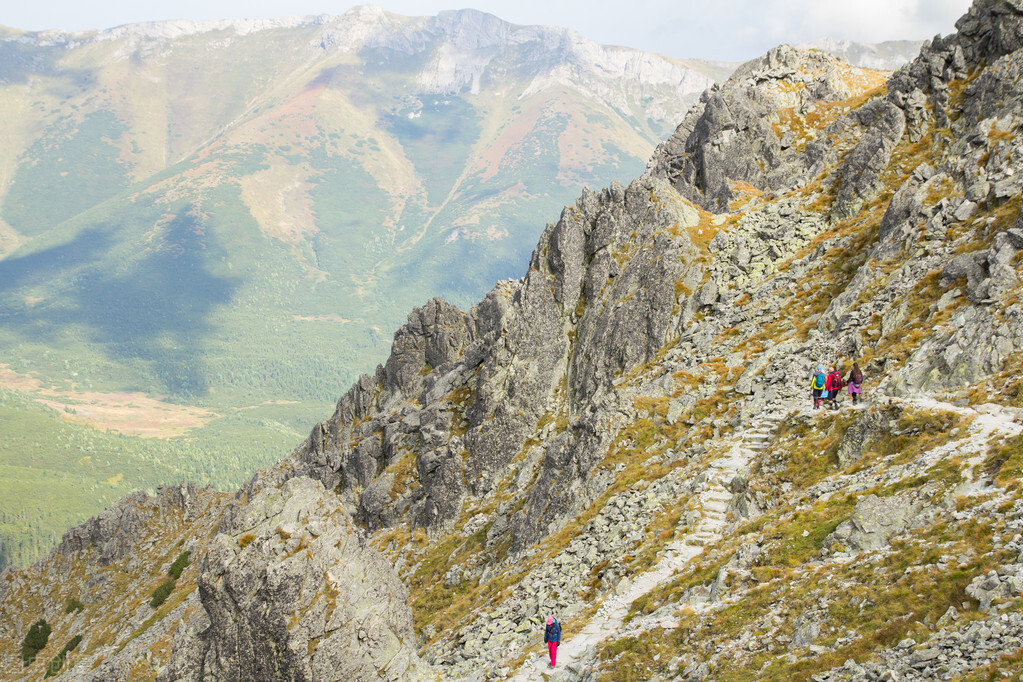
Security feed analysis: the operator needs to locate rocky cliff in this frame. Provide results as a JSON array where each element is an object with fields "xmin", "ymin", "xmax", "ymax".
[{"xmin": 5, "ymin": 0, "xmax": 1023, "ymax": 680}]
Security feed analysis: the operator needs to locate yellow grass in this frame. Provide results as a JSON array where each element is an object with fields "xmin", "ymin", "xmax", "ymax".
[{"xmin": 0, "ymin": 363, "xmax": 217, "ymax": 437}]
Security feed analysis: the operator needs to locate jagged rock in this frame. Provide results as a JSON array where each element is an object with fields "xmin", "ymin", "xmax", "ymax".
[
  {"xmin": 410, "ymin": 443, "xmax": 466, "ymax": 529},
  {"xmin": 698, "ymin": 279, "xmax": 719, "ymax": 307},
  {"xmin": 162, "ymin": 477, "xmax": 430, "ymax": 681},
  {"xmin": 56, "ymin": 484, "xmax": 205, "ymax": 566},
  {"xmin": 791, "ymin": 612, "xmax": 822, "ymax": 649},
  {"xmin": 567, "ymin": 178, "xmax": 702, "ymax": 407},
  {"xmin": 667, "ymin": 395, "xmax": 697, "ymax": 425},
  {"xmin": 836, "ymin": 408, "xmax": 888, "ymax": 467},
  {"xmin": 966, "ymin": 570, "xmax": 1010, "ymax": 610},
  {"xmin": 284, "ymin": 172, "xmax": 705, "ymax": 551},
  {"xmin": 647, "ymin": 78, "xmax": 779, "ymax": 212},
  {"xmin": 831, "ymin": 100, "xmax": 906, "ymax": 220},
  {"xmin": 826, "ymin": 493, "xmax": 926, "ymax": 552},
  {"xmin": 941, "ymin": 251, "xmax": 989, "ymax": 294},
  {"xmin": 649, "ymin": 46, "xmax": 867, "ymax": 212},
  {"xmin": 897, "ymin": 303, "xmax": 1023, "ymax": 392},
  {"xmin": 384, "ymin": 298, "xmax": 476, "ymax": 397}
]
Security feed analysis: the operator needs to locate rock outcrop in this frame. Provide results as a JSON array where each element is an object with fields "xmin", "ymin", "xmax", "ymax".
[
  {"xmin": 648, "ymin": 45, "xmax": 871, "ymax": 212},
  {"xmin": 825, "ymin": 492, "xmax": 929, "ymax": 552},
  {"xmin": 291, "ymin": 175, "xmax": 704, "ymax": 548},
  {"xmin": 162, "ymin": 477, "xmax": 429, "ymax": 681},
  {"xmin": 0, "ymin": 478, "xmax": 427, "ymax": 681}
]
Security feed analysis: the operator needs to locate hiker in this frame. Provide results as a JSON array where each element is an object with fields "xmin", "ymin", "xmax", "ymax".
[
  {"xmin": 544, "ymin": 616, "xmax": 561, "ymax": 668},
  {"xmin": 847, "ymin": 363, "xmax": 864, "ymax": 405},
  {"xmin": 810, "ymin": 364, "xmax": 826, "ymax": 409},
  {"xmin": 825, "ymin": 366, "xmax": 843, "ymax": 409}
]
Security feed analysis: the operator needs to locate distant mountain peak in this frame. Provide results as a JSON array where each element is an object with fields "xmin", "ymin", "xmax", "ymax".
[
  {"xmin": 6, "ymin": 15, "xmax": 328, "ymax": 47},
  {"xmin": 796, "ymin": 37, "xmax": 927, "ymax": 70},
  {"xmin": 2, "ymin": 6, "xmax": 726, "ymax": 98}
]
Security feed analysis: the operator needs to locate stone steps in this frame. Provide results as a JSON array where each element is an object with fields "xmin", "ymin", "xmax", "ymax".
[
  {"xmin": 510, "ymin": 414, "xmax": 776, "ymax": 678},
  {"xmin": 738, "ymin": 409, "xmax": 788, "ymax": 454},
  {"xmin": 687, "ymin": 532, "xmax": 719, "ymax": 546},
  {"xmin": 701, "ymin": 499, "xmax": 730, "ymax": 513},
  {"xmin": 701, "ymin": 511, "xmax": 729, "ymax": 524},
  {"xmin": 511, "ymin": 403, "xmax": 800, "ymax": 679}
]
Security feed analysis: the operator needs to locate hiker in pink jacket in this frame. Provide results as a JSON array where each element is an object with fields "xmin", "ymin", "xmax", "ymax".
[{"xmin": 544, "ymin": 616, "xmax": 561, "ymax": 667}]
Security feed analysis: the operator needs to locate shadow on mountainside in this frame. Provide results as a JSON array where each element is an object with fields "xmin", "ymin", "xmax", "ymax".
[{"xmin": 0, "ymin": 207, "xmax": 237, "ymax": 396}]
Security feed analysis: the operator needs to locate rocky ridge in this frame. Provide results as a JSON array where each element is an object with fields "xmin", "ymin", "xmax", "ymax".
[
  {"xmin": 13, "ymin": 6, "xmax": 720, "ymax": 105},
  {"xmin": 4, "ymin": 0, "xmax": 1023, "ymax": 680}
]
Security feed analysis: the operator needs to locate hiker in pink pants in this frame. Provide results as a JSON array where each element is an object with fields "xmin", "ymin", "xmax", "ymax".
[{"xmin": 544, "ymin": 616, "xmax": 561, "ymax": 667}]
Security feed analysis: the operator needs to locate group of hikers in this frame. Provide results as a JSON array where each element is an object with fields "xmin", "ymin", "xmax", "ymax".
[{"xmin": 810, "ymin": 362, "xmax": 864, "ymax": 409}]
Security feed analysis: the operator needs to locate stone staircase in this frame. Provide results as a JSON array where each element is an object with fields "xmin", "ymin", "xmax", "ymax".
[
  {"xmin": 743, "ymin": 409, "xmax": 786, "ymax": 454},
  {"xmin": 691, "ymin": 408, "xmax": 786, "ymax": 543}
]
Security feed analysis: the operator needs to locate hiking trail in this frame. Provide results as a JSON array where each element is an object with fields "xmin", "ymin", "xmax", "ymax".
[{"xmin": 510, "ymin": 406, "xmax": 790, "ymax": 680}]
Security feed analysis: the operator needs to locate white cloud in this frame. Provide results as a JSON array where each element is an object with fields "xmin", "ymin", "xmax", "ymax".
[
  {"xmin": 641, "ymin": 0, "xmax": 973, "ymax": 60},
  {"xmin": 3, "ymin": 0, "xmax": 977, "ymax": 61},
  {"xmin": 765, "ymin": 0, "xmax": 970, "ymax": 44}
]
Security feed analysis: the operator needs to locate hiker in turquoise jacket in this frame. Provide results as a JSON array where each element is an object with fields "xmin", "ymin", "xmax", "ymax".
[{"xmin": 810, "ymin": 364, "xmax": 826, "ymax": 409}]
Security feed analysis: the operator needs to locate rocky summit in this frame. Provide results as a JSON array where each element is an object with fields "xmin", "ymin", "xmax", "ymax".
[{"xmin": 5, "ymin": 0, "xmax": 1023, "ymax": 679}]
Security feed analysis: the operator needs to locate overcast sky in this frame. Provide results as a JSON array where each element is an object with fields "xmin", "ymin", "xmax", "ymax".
[{"xmin": 3, "ymin": 0, "xmax": 974, "ymax": 62}]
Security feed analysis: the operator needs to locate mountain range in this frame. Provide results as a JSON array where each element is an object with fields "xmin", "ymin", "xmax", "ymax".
[
  {"xmin": 3, "ymin": 0, "xmax": 1023, "ymax": 679},
  {"xmin": 0, "ymin": 5, "xmax": 927, "ymax": 571},
  {"xmin": 0, "ymin": 6, "xmax": 730, "ymax": 569},
  {"xmin": 0, "ymin": 6, "xmax": 724, "ymax": 403}
]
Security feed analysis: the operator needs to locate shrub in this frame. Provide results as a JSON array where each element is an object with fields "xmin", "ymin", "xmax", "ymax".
[
  {"xmin": 44, "ymin": 654, "xmax": 65, "ymax": 679},
  {"xmin": 150, "ymin": 578, "xmax": 176, "ymax": 609},
  {"xmin": 21, "ymin": 618, "xmax": 51, "ymax": 665},
  {"xmin": 44, "ymin": 634, "xmax": 82, "ymax": 678},
  {"xmin": 65, "ymin": 597, "xmax": 84, "ymax": 614},
  {"xmin": 167, "ymin": 551, "xmax": 191, "ymax": 580}
]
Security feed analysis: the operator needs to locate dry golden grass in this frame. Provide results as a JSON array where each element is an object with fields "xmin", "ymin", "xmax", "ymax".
[{"xmin": 0, "ymin": 363, "xmax": 217, "ymax": 437}]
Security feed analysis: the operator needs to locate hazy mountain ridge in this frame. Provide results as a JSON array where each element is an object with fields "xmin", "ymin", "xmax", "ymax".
[
  {"xmin": 8, "ymin": 6, "xmax": 722, "ymax": 95},
  {"xmin": 0, "ymin": 5, "xmax": 719, "ymax": 399},
  {"xmin": 797, "ymin": 37, "xmax": 927, "ymax": 70}
]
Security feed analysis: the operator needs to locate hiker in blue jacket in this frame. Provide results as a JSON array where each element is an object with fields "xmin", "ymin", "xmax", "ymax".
[
  {"xmin": 810, "ymin": 364, "xmax": 826, "ymax": 409},
  {"xmin": 544, "ymin": 616, "xmax": 561, "ymax": 667}
]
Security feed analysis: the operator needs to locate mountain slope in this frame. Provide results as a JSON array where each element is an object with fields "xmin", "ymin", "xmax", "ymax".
[
  {"xmin": 5, "ymin": 0, "xmax": 1023, "ymax": 680},
  {"xmin": 0, "ymin": 6, "xmax": 720, "ymax": 403},
  {"xmin": 0, "ymin": 6, "xmax": 726, "ymax": 570}
]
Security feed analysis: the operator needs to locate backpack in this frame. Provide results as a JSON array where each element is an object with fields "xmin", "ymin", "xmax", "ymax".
[
  {"xmin": 829, "ymin": 371, "xmax": 843, "ymax": 390},
  {"xmin": 811, "ymin": 372, "xmax": 825, "ymax": 389}
]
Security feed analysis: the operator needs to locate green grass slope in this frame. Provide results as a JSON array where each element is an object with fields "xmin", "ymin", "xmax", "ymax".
[{"xmin": 0, "ymin": 388, "xmax": 311, "ymax": 569}]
